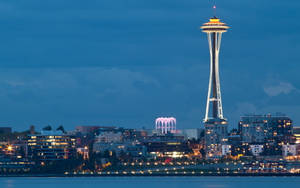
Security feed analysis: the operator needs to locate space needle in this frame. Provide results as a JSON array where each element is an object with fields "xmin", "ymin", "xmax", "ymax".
[{"xmin": 200, "ymin": 6, "xmax": 230, "ymax": 158}]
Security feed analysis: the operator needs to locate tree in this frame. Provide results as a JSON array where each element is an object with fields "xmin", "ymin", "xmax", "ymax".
[
  {"xmin": 43, "ymin": 125, "xmax": 52, "ymax": 131},
  {"xmin": 56, "ymin": 125, "xmax": 66, "ymax": 134}
]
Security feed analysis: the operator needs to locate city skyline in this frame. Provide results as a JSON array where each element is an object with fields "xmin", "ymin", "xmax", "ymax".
[
  {"xmin": 0, "ymin": 1, "xmax": 298, "ymax": 130},
  {"xmin": 1, "ymin": 1, "xmax": 300, "ymax": 179}
]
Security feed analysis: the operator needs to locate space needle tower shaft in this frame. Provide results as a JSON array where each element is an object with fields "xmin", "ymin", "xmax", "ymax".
[{"xmin": 201, "ymin": 16, "xmax": 229, "ymax": 122}]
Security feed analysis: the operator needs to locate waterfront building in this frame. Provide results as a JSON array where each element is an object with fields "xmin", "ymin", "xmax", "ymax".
[
  {"xmin": 93, "ymin": 127, "xmax": 147, "ymax": 158},
  {"xmin": 142, "ymin": 134, "xmax": 190, "ymax": 158},
  {"xmin": 143, "ymin": 140, "xmax": 191, "ymax": 158},
  {"xmin": 239, "ymin": 114, "xmax": 293, "ymax": 144},
  {"xmin": 93, "ymin": 141, "xmax": 147, "ymax": 158},
  {"xmin": 27, "ymin": 130, "xmax": 76, "ymax": 161},
  {"xmin": 249, "ymin": 145, "xmax": 264, "ymax": 156},
  {"xmin": 230, "ymin": 143, "xmax": 252, "ymax": 158},
  {"xmin": 221, "ymin": 145, "xmax": 231, "ymax": 156},
  {"xmin": 282, "ymin": 144, "xmax": 297, "ymax": 157},
  {"xmin": 260, "ymin": 142, "xmax": 282, "ymax": 156},
  {"xmin": 201, "ymin": 15, "xmax": 230, "ymax": 158}
]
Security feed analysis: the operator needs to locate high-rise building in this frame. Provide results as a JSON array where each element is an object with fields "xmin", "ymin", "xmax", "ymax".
[
  {"xmin": 201, "ymin": 16, "xmax": 229, "ymax": 158},
  {"xmin": 239, "ymin": 114, "xmax": 293, "ymax": 144}
]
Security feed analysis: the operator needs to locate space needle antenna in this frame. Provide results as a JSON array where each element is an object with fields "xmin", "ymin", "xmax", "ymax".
[{"xmin": 213, "ymin": 4, "xmax": 217, "ymax": 17}]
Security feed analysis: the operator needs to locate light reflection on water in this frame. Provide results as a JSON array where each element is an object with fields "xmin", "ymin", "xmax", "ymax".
[{"xmin": 1, "ymin": 177, "xmax": 300, "ymax": 188}]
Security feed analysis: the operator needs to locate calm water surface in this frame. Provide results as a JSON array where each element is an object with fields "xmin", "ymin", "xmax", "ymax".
[{"xmin": 1, "ymin": 177, "xmax": 300, "ymax": 188}]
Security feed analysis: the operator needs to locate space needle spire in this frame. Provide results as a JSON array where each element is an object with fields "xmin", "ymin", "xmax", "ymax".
[{"xmin": 201, "ymin": 8, "xmax": 229, "ymax": 123}]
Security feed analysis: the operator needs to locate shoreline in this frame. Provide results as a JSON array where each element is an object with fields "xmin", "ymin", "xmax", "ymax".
[{"xmin": 1, "ymin": 173, "xmax": 300, "ymax": 177}]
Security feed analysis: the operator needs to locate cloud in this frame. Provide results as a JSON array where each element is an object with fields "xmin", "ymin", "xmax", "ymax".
[
  {"xmin": 235, "ymin": 102, "xmax": 257, "ymax": 114},
  {"xmin": 0, "ymin": 0, "xmax": 299, "ymax": 130},
  {"xmin": 263, "ymin": 82, "xmax": 296, "ymax": 97},
  {"xmin": 0, "ymin": 65, "xmax": 208, "ymax": 130}
]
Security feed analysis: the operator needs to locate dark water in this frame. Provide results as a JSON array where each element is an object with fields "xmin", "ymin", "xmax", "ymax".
[{"xmin": 1, "ymin": 177, "xmax": 300, "ymax": 188}]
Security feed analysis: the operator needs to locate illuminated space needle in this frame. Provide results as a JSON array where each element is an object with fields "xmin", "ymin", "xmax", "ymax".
[
  {"xmin": 200, "ymin": 6, "xmax": 230, "ymax": 157},
  {"xmin": 201, "ymin": 7, "xmax": 229, "ymax": 124}
]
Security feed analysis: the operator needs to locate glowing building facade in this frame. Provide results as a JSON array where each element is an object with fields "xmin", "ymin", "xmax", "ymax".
[
  {"xmin": 27, "ymin": 131, "xmax": 76, "ymax": 161},
  {"xmin": 201, "ymin": 17, "xmax": 229, "ymax": 158},
  {"xmin": 239, "ymin": 114, "xmax": 293, "ymax": 144}
]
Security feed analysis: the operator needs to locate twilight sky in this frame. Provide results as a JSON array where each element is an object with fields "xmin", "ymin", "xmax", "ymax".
[{"xmin": 0, "ymin": 0, "xmax": 299, "ymax": 131}]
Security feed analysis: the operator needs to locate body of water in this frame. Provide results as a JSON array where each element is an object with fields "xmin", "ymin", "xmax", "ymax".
[{"xmin": 1, "ymin": 176, "xmax": 300, "ymax": 188}]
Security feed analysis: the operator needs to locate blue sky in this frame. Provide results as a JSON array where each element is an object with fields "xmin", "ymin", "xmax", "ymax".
[{"xmin": 0, "ymin": 0, "xmax": 299, "ymax": 131}]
